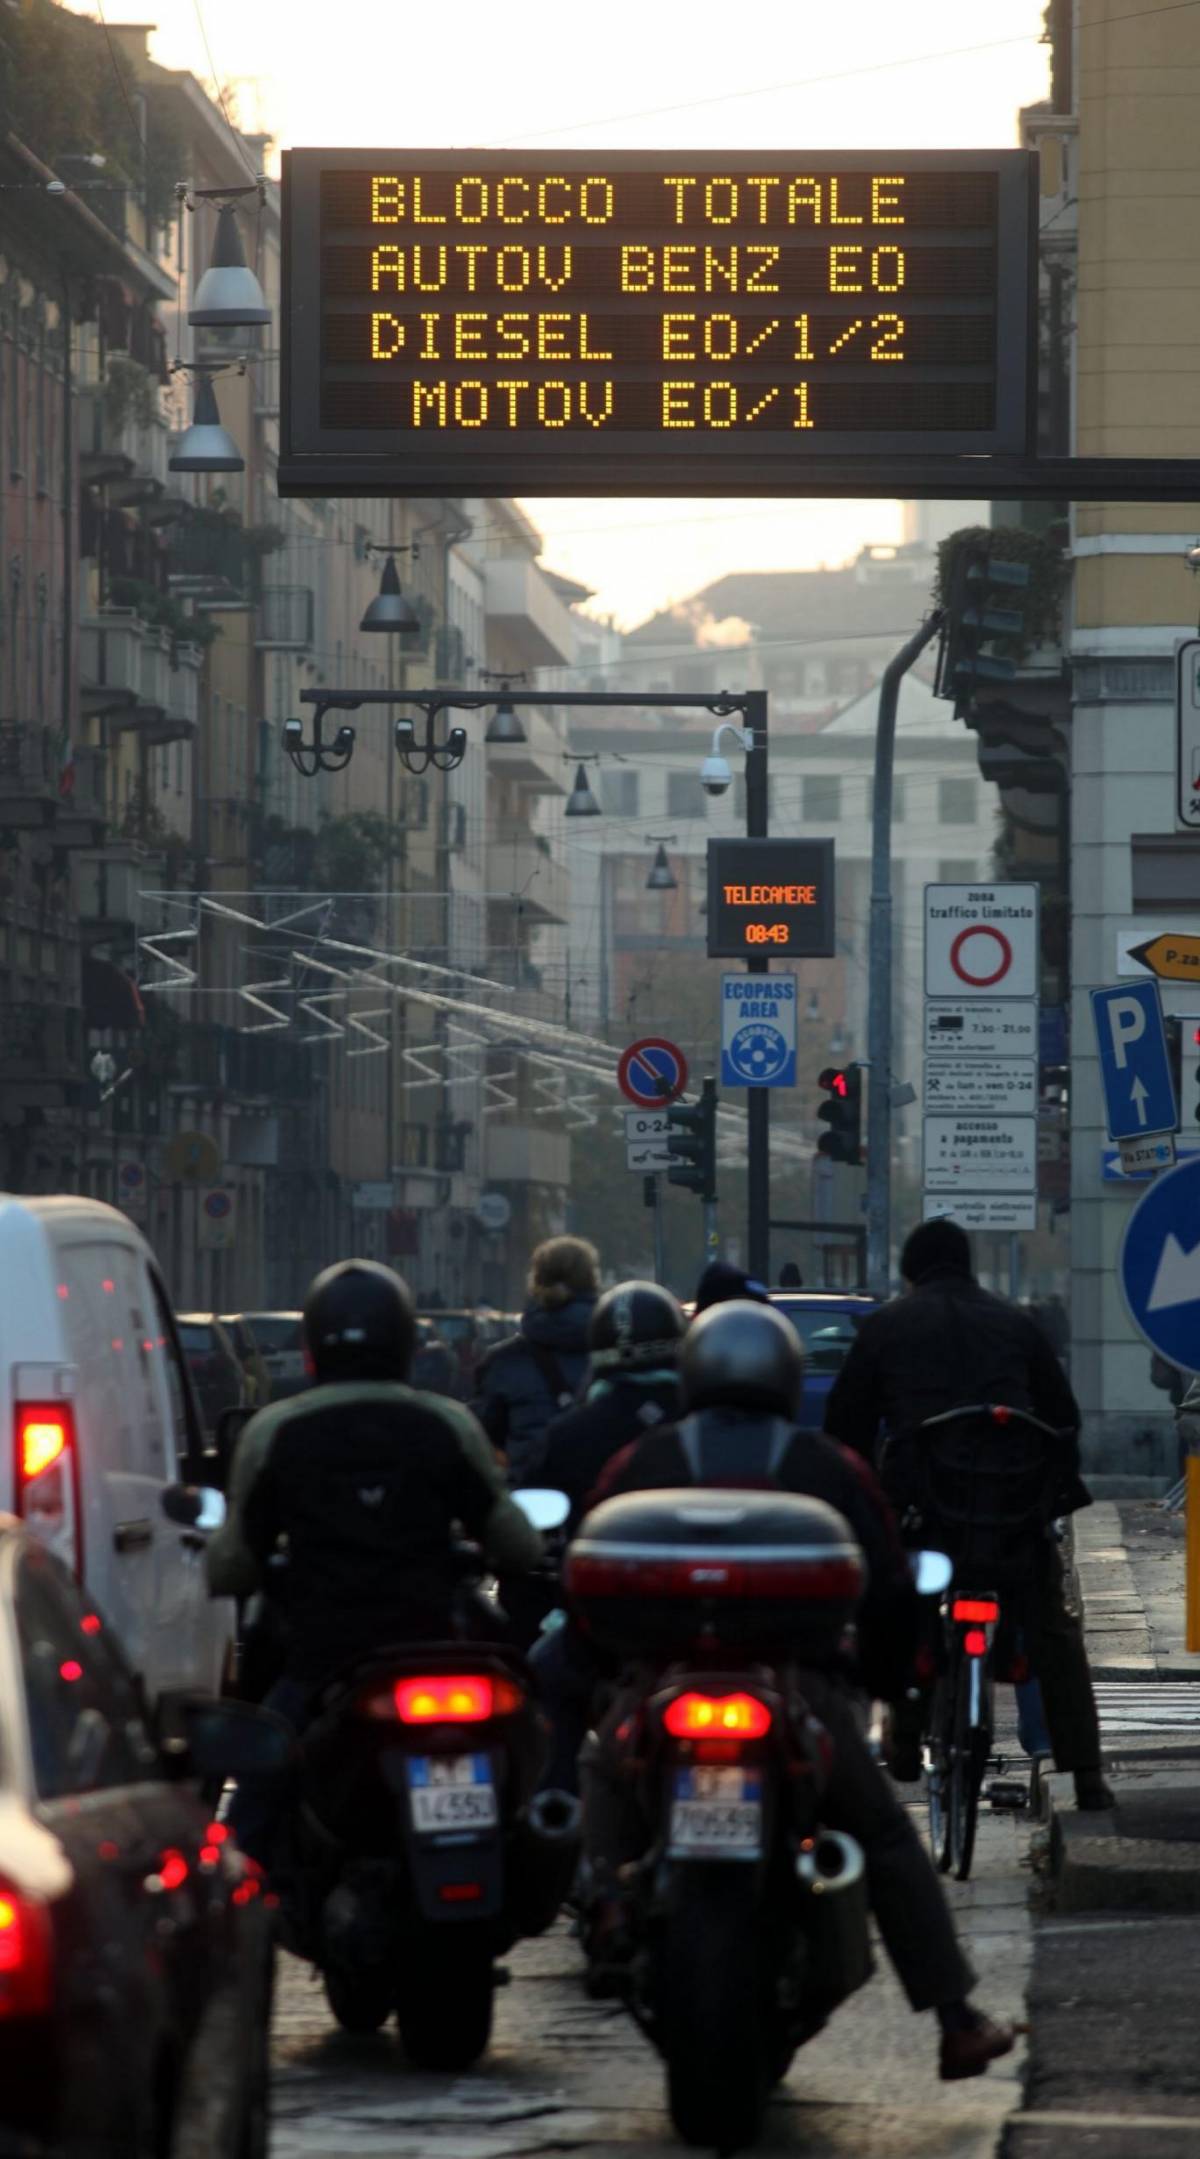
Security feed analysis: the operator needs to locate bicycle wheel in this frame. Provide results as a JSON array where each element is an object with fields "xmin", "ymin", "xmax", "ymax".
[
  {"xmin": 947, "ymin": 1656, "xmax": 992, "ymax": 1883},
  {"xmin": 925, "ymin": 1674, "xmax": 954, "ymax": 1874}
]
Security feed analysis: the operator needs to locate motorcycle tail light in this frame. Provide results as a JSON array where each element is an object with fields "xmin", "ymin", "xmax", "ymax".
[
  {"xmin": 359, "ymin": 1673, "xmax": 525, "ymax": 1724},
  {"xmin": 663, "ymin": 1691, "xmax": 772, "ymax": 1739},
  {"xmin": 963, "ymin": 1629, "xmax": 989, "ymax": 1658},
  {"xmin": 952, "ymin": 1598, "xmax": 1000, "ymax": 1624},
  {"xmin": 0, "ymin": 1884, "xmax": 54, "ymax": 2018}
]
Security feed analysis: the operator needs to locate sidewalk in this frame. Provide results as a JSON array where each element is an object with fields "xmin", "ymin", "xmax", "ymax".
[{"xmin": 1045, "ymin": 1499, "xmax": 1200, "ymax": 1911}]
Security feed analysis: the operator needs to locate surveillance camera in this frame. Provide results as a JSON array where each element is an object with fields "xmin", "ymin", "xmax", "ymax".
[
  {"xmin": 282, "ymin": 717, "xmax": 303, "ymax": 745},
  {"xmin": 45, "ymin": 180, "xmax": 66, "ymax": 197},
  {"xmin": 700, "ymin": 753, "xmax": 733, "ymax": 797},
  {"xmin": 1186, "ymin": 542, "xmax": 1200, "ymax": 573}
]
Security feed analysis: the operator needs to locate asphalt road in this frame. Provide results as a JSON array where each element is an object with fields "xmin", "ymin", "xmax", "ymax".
[{"xmin": 269, "ymin": 1781, "xmax": 1033, "ymax": 2158}]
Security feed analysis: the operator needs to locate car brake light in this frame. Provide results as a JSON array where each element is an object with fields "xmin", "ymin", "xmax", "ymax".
[
  {"xmin": 663, "ymin": 1691, "xmax": 772, "ymax": 1739},
  {"xmin": 15, "ymin": 1403, "xmax": 82, "ymax": 1579},
  {"xmin": 963, "ymin": 1629, "xmax": 989, "ymax": 1658},
  {"xmin": 0, "ymin": 1886, "xmax": 53, "ymax": 2018},
  {"xmin": 358, "ymin": 1673, "xmax": 525, "ymax": 1724},
  {"xmin": 952, "ymin": 1598, "xmax": 1000, "ymax": 1624}
]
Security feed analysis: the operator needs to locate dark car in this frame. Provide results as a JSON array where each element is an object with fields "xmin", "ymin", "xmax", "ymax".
[
  {"xmin": 0, "ymin": 1522, "xmax": 277, "ymax": 2156},
  {"xmin": 220, "ymin": 1314, "xmax": 272, "ymax": 1410},
  {"xmin": 239, "ymin": 1310, "xmax": 307, "ymax": 1401},
  {"xmin": 176, "ymin": 1313, "xmax": 246, "ymax": 1434},
  {"xmin": 768, "ymin": 1292, "xmax": 878, "ymax": 1430},
  {"xmin": 415, "ymin": 1308, "xmax": 504, "ymax": 1398}
]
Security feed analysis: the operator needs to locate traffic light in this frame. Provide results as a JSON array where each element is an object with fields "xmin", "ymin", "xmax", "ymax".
[
  {"xmin": 935, "ymin": 535, "xmax": 1031, "ymax": 719},
  {"xmin": 667, "ymin": 1077, "xmax": 717, "ymax": 1200},
  {"xmin": 816, "ymin": 1065, "xmax": 863, "ymax": 1165}
]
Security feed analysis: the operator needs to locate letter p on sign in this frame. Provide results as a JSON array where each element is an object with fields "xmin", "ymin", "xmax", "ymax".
[{"xmin": 1108, "ymin": 995, "xmax": 1147, "ymax": 1068}]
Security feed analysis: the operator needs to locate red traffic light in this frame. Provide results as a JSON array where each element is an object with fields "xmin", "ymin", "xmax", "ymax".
[{"xmin": 818, "ymin": 1066, "xmax": 850, "ymax": 1097}]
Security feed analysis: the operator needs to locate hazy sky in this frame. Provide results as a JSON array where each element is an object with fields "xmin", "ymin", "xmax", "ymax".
[{"xmin": 74, "ymin": 1, "xmax": 1051, "ymax": 624}]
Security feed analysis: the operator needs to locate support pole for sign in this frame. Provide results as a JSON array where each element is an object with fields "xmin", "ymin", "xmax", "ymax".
[
  {"xmin": 866, "ymin": 614, "xmax": 943, "ymax": 1298},
  {"xmin": 1188, "ymin": 1454, "xmax": 1200, "ymax": 1655},
  {"xmin": 652, "ymin": 1176, "xmax": 666, "ymax": 1288},
  {"xmin": 743, "ymin": 691, "xmax": 771, "ymax": 1284}
]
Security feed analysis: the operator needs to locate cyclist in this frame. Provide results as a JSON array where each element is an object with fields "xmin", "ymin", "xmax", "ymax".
[{"xmin": 823, "ymin": 1217, "xmax": 1109, "ymax": 1810}]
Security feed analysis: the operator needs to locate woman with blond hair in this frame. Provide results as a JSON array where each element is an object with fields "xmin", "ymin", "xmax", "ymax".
[{"xmin": 473, "ymin": 1236, "xmax": 600, "ymax": 1484}]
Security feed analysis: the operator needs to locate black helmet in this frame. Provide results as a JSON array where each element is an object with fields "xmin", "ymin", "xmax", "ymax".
[
  {"xmin": 588, "ymin": 1280, "xmax": 685, "ymax": 1375},
  {"xmin": 680, "ymin": 1299, "xmax": 804, "ymax": 1419},
  {"xmin": 302, "ymin": 1259, "xmax": 416, "ymax": 1383}
]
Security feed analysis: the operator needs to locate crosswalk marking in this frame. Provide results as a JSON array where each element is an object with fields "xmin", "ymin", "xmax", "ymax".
[{"xmin": 1094, "ymin": 1681, "xmax": 1200, "ymax": 1734}]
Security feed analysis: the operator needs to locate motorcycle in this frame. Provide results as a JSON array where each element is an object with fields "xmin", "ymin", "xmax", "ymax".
[
  {"xmin": 269, "ymin": 1489, "xmax": 581, "ymax": 2067},
  {"xmin": 563, "ymin": 1486, "xmax": 883, "ymax": 2154}
]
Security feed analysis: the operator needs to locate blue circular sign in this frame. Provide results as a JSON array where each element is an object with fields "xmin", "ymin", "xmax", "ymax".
[
  {"xmin": 1119, "ymin": 1156, "xmax": 1200, "ymax": 1373},
  {"xmin": 729, "ymin": 1022, "xmax": 789, "ymax": 1084},
  {"xmin": 618, "ymin": 1037, "xmax": 688, "ymax": 1107},
  {"xmin": 203, "ymin": 1189, "xmax": 233, "ymax": 1220}
]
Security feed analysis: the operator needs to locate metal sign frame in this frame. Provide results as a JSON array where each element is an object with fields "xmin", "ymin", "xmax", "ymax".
[{"xmin": 706, "ymin": 838, "xmax": 835, "ymax": 960}]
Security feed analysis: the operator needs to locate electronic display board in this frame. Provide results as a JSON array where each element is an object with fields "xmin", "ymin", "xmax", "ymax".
[
  {"xmin": 706, "ymin": 839, "xmax": 835, "ymax": 960},
  {"xmin": 280, "ymin": 148, "xmax": 1036, "ymax": 497}
]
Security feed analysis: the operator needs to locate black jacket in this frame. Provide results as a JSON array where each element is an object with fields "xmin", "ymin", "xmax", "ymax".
[
  {"xmin": 822, "ymin": 1267, "xmax": 1087, "ymax": 1507},
  {"xmin": 543, "ymin": 1373, "xmax": 682, "ymax": 1530},
  {"xmin": 473, "ymin": 1297, "xmax": 595, "ymax": 1483}
]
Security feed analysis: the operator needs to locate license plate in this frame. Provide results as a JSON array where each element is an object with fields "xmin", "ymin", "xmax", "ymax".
[
  {"xmin": 407, "ymin": 1754, "xmax": 498, "ymax": 1834},
  {"xmin": 668, "ymin": 1765, "xmax": 762, "ymax": 1860}
]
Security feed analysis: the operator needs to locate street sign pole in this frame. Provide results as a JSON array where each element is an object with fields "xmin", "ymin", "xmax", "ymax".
[
  {"xmin": 653, "ymin": 1176, "xmax": 666, "ymax": 1287},
  {"xmin": 744, "ymin": 690, "xmax": 771, "ymax": 1285}
]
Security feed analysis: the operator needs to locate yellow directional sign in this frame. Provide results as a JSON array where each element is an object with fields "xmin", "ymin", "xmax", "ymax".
[{"xmin": 1129, "ymin": 934, "xmax": 1200, "ymax": 983}]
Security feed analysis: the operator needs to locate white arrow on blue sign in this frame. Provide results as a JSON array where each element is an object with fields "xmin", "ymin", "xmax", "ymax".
[
  {"xmin": 1119, "ymin": 1155, "xmax": 1200, "ymax": 1374},
  {"xmin": 1089, "ymin": 980, "xmax": 1177, "ymax": 1142}
]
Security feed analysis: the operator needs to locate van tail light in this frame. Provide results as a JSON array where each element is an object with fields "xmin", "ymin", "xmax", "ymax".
[
  {"xmin": 952, "ymin": 1597, "xmax": 1000, "ymax": 1625},
  {"xmin": 15, "ymin": 1403, "xmax": 82, "ymax": 1580},
  {"xmin": 663, "ymin": 1691, "xmax": 772, "ymax": 1740},
  {"xmin": 357, "ymin": 1673, "xmax": 525, "ymax": 1724},
  {"xmin": 0, "ymin": 1885, "xmax": 54, "ymax": 2018}
]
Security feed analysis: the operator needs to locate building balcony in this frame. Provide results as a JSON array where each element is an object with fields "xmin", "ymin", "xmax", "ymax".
[
  {"xmin": 55, "ymin": 746, "xmax": 107, "ymax": 849},
  {"xmin": 0, "ymin": 721, "xmax": 63, "ymax": 832},
  {"xmin": 486, "ymin": 828, "xmax": 568, "ymax": 923},
  {"xmin": 167, "ymin": 513, "xmax": 252, "ymax": 605},
  {"xmin": 76, "ymin": 384, "xmax": 170, "ymax": 500},
  {"xmin": 79, "ymin": 611, "xmax": 142, "ymax": 719},
  {"xmin": 486, "ymin": 707, "xmax": 567, "ymax": 795},
  {"xmin": 0, "ymin": 1003, "xmax": 82, "ymax": 1096},
  {"xmin": 75, "ymin": 844, "xmax": 162, "ymax": 941},
  {"xmin": 256, "ymin": 584, "xmax": 314, "ymax": 652},
  {"xmin": 484, "ymin": 556, "xmax": 576, "ymax": 667}
]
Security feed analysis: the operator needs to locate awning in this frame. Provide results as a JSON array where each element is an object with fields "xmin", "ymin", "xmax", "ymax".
[{"xmin": 83, "ymin": 956, "xmax": 145, "ymax": 1032}]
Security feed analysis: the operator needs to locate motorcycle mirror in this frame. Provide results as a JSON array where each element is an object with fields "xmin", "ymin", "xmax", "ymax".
[
  {"xmin": 511, "ymin": 1488, "xmax": 571, "ymax": 1533},
  {"xmin": 195, "ymin": 1488, "xmax": 227, "ymax": 1533},
  {"xmin": 914, "ymin": 1549, "xmax": 953, "ymax": 1596}
]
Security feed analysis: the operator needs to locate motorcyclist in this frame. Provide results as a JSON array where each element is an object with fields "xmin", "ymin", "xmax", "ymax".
[
  {"xmin": 823, "ymin": 1217, "xmax": 1109, "ymax": 1809},
  {"xmin": 473, "ymin": 1236, "xmax": 599, "ymax": 1483},
  {"xmin": 206, "ymin": 1258, "xmax": 542, "ymax": 1862},
  {"xmin": 529, "ymin": 1282, "xmax": 686, "ymax": 1792},
  {"xmin": 579, "ymin": 1300, "xmax": 1015, "ymax": 2083}
]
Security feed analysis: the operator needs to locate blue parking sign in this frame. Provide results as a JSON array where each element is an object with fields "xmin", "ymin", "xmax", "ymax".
[{"xmin": 1089, "ymin": 981, "xmax": 1177, "ymax": 1143}]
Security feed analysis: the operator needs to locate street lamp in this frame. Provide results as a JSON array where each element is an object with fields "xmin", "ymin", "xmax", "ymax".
[
  {"xmin": 645, "ymin": 839, "xmax": 678, "ymax": 892},
  {"xmin": 565, "ymin": 762, "xmax": 601, "ymax": 818},
  {"xmin": 482, "ymin": 671, "xmax": 528, "ymax": 745},
  {"xmin": 360, "ymin": 548, "xmax": 421, "ymax": 634},
  {"xmin": 188, "ymin": 197, "xmax": 271, "ymax": 329},
  {"xmin": 168, "ymin": 371, "xmax": 244, "ymax": 473}
]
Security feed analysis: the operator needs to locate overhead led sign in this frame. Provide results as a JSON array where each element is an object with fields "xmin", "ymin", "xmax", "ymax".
[
  {"xmin": 706, "ymin": 840, "xmax": 836, "ymax": 960},
  {"xmin": 280, "ymin": 148, "xmax": 1035, "ymax": 497}
]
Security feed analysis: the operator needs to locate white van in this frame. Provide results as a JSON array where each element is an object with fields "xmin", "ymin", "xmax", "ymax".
[{"xmin": 0, "ymin": 1195, "xmax": 234, "ymax": 1701}]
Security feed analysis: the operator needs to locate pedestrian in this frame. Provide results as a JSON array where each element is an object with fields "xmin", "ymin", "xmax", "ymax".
[{"xmin": 473, "ymin": 1236, "xmax": 600, "ymax": 1483}]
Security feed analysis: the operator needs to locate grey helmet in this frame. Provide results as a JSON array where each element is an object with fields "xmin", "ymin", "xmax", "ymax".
[
  {"xmin": 680, "ymin": 1299, "xmax": 804, "ymax": 1419},
  {"xmin": 588, "ymin": 1280, "xmax": 686, "ymax": 1375}
]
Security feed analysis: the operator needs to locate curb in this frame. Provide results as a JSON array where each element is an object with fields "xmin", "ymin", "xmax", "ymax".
[{"xmin": 1042, "ymin": 1772, "xmax": 1200, "ymax": 1913}]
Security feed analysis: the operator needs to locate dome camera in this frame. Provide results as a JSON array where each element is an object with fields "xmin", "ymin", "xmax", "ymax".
[
  {"xmin": 282, "ymin": 717, "xmax": 303, "ymax": 746},
  {"xmin": 700, "ymin": 752, "xmax": 733, "ymax": 797}
]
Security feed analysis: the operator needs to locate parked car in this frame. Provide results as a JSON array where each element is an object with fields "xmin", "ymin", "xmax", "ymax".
[
  {"xmin": 416, "ymin": 1307, "xmax": 506, "ymax": 1396},
  {"xmin": 220, "ymin": 1313, "xmax": 272, "ymax": 1409},
  {"xmin": 0, "ymin": 1195, "xmax": 234, "ymax": 1701},
  {"xmin": 176, "ymin": 1314, "xmax": 246, "ymax": 1433},
  {"xmin": 239, "ymin": 1310, "xmax": 307, "ymax": 1400},
  {"xmin": 767, "ymin": 1291, "xmax": 878, "ymax": 1430},
  {"xmin": 0, "ymin": 1518, "xmax": 280, "ymax": 2157}
]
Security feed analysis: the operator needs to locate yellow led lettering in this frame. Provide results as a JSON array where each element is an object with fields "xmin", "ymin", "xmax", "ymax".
[
  {"xmin": 371, "ymin": 244, "xmax": 404, "ymax": 293},
  {"xmin": 664, "ymin": 177, "xmax": 698, "ymax": 223},
  {"xmin": 454, "ymin": 312, "xmax": 488, "ymax": 358},
  {"xmin": 662, "ymin": 313, "xmax": 697, "ymax": 359},
  {"xmin": 745, "ymin": 247, "xmax": 780, "ymax": 294},
  {"xmin": 537, "ymin": 246, "xmax": 573, "ymax": 292},
  {"xmin": 538, "ymin": 381, "xmax": 570, "ymax": 427},
  {"xmin": 579, "ymin": 381, "xmax": 614, "ymax": 426},
  {"xmin": 621, "ymin": 245, "xmax": 655, "ymax": 293},
  {"xmin": 662, "ymin": 381, "xmax": 696, "ymax": 427},
  {"xmin": 370, "ymin": 312, "xmax": 403, "ymax": 359},
  {"xmin": 412, "ymin": 381, "xmax": 447, "ymax": 426},
  {"xmin": 662, "ymin": 246, "xmax": 698, "ymax": 293},
  {"xmin": 579, "ymin": 315, "xmax": 613, "ymax": 360},
  {"xmin": 537, "ymin": 313, "xmax": 571, "ymax": 359},
  {"xmin": 828, "ymin": 178, "xmax": 863, "ymax": 225},
  {"xmin": 454, "ymin": 246, "xmax": 486, "ymax": 290},
  {"xmin": 704, "ymin": 381, "xmax": 736, "ymax": 428},
  {"xmin": 829, "ymin": 246, "xmax": 863, "ymax": 293},
  {"xmin": 411, "ymin": 178, "xmax": 445, "ymax": 223},
  {"xmin": 412, "ymin": 245, "xmax": 448, "ymax": 293},
  {"xmin": 793, "ymin": 381, "xmax": 813, "ymax": 429},
  {"xmin": 496, "ymin": 177, "xmax": 530, "ymax": 223},
  {"xmin": 793, "ymin": 315, "xmax": 813, "ymax": 360},
  {"xmin": 705, "ymin": 178, "xmax": 738, "ymax": 225},
  {"xmin": 747, "ymin": 176, "xmax": 781, "ymax": 223},
  {"xmin": 704, "ymin": 313, "xmax": 737, "ymax": 361},
  {"xmin": 454, "ymin": 381, "xmax": 487, "ymax": 426},
  {"xmin": 419, "ymin": 314, "xmax": 440, "ymax": 359},
  {"xmin": 538, "ymin": 177, "xmax": 572, "ymax": 223},
  {"xmin": 828, "ymin": 319, "xmax": 863, "ymax": 356},
  {"xmin": 872, "ymin": 246, "xmax": 905, "ymax": 292},
  {"xmin": 497, "ymin": 246, "xmax": 531, "ymax": 293},
  {"xmin": 744, "ymin": 386, "xmax": 779, "ymax": 422},
  {"xmin": 744, "ymin": 318, "xmax": 779, "ymax": 356},
  {"xmin": 871, "ymin": 312, "xmax": 904, "ymax": 359},
  {"xmin": 871, "ymin": 175, "xmax": 905, "ymax": 225},
  {"xmin": 496, "ymin": 314, "xmax": 532, "ymax": 357},
  {"xmin": 371, "ymin": 175, "xmax": 403, "ymax": 223},
  {"xmin": 455, "ymin": 177, "xmax": 488, "ymax": 224},
  {"xmin": 704, "ymin": 247, "xmax": 738, "ymax": 292},
  {"xmin": 580, "ymin": 177, "xmax": 615, "ymax": 224},
  {"xmin": 788, "ymin": 178, "xmax": 822, "ymax": 225},
  {"xmin": 495, "ymin": 379, "xmax": 531, "ymax": 424}
]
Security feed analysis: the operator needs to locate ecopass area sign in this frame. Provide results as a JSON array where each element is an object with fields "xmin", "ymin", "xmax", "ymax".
[{"xmin": 279, "ymin": 147, "xmax": 1036, "ymax": 498}]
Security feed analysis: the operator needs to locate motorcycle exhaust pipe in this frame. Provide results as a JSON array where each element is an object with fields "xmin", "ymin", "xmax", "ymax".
[
  {"xmin": 510, "ymin": 1789, "xmax": 583, "ymax": 1937},
  {"xmin": 795, "ymin": 1830, "xmax": 865, "ymax": 1896},
  {"xmin": 794, "ymin": 1832, "xmax": 872, "ymax": 2004}
]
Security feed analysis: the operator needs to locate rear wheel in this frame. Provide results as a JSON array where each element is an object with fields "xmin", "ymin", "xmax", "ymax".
[
  {"xmin": 397, "ymin": 1943, "xmax": 494, "ymax": 2071},
  {"xmin": 948, "ymin": 1658, "xmax": 991, "ymax": 1883},
  {"xmin": 926, "ymin": 1675, "xmax": 953, "ymax": 1874},
  {"xmin": 657, "ymin": 1868, "xmax": 770, "ymax": 2153},
  {"xmin": 323, "ymin": 1967, "xmax": 393, "ymax": 2034}
]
